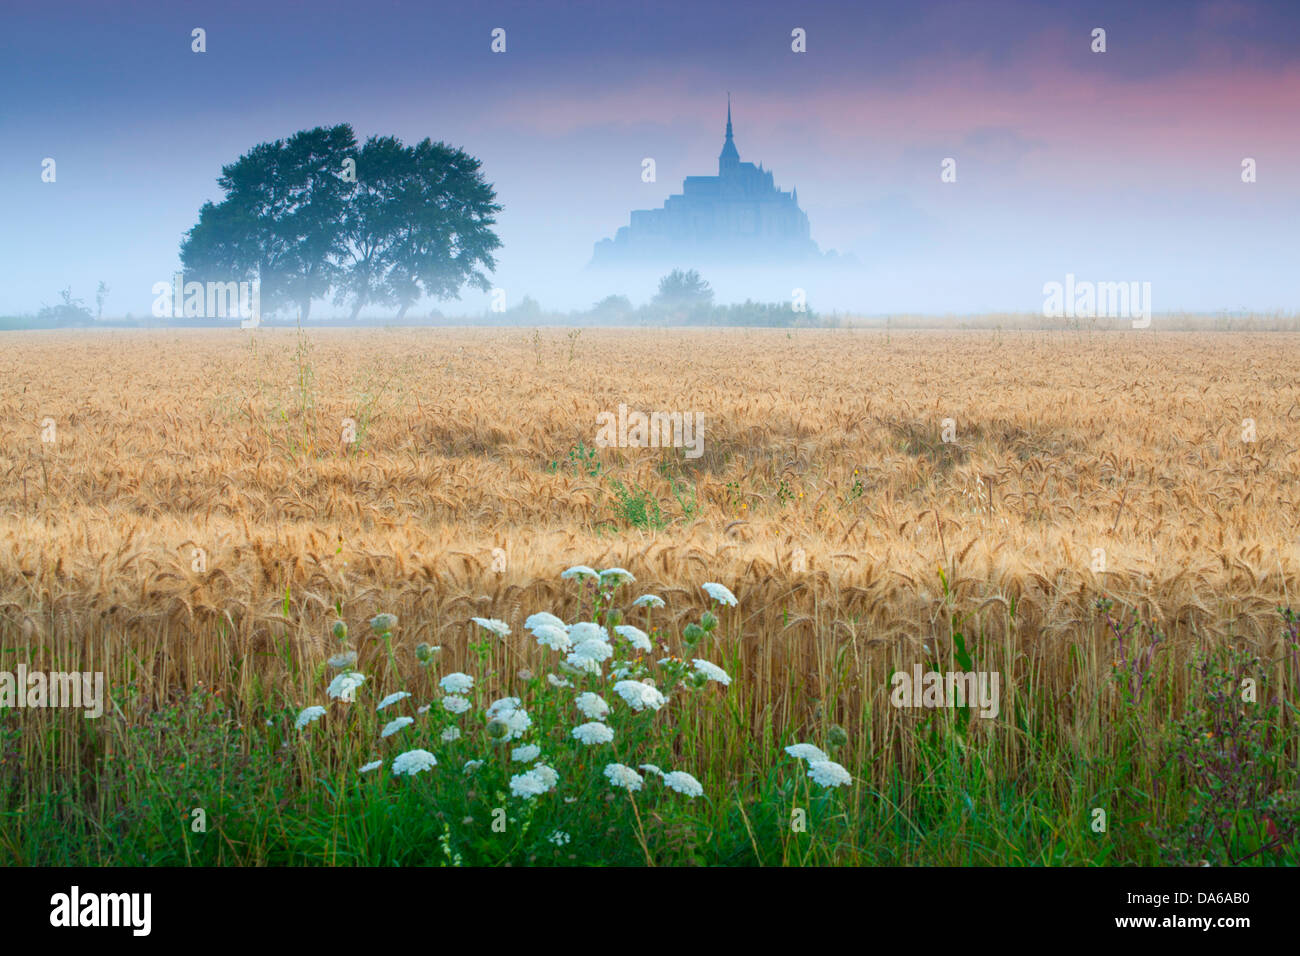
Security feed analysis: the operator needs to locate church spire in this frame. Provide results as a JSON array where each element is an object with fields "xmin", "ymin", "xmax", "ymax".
[{"xmin": 719, "ymin": 93, "xmax": 740, "ymax": 174}]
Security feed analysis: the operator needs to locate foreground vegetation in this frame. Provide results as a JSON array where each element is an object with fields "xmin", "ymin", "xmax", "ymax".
[
  {"xmin": 3, "ymin": 584, "xmax": 1296, "ymax": 866},
  {"xmin": 0, "ymin": 328, "xmax": 1297, "ymax": 865}
]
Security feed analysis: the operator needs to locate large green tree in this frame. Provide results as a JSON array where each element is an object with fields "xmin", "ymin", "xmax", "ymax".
[
  {"xmin": 181, "ymin": 124, "xmax": 356, "ymax": 319},
  {"xmin": 182, "ymin": 126, "xmax": 501, "ymax": 322},
  {"xmin": 335, "ymin": 136, "xmax": 502, "ymax": 321}
]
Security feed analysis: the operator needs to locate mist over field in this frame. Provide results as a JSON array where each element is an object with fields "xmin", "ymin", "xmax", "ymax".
[{"xmin": 3, "ymin": 0, "xmax": 1299, "ymax": 320}]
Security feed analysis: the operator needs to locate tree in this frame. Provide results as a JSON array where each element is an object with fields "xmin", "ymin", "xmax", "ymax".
[
  {"xmin": 333, "ymin": 135, "xmax": 404, "ymax": 320},
  {"xmin": 38, "ymin": 287, "xmax": 93, "ymax": 327},
  {"xmin": 95, "ymin": 281, "xmax": 109, "ymax": 321},
  {"xmin": 652, "ymin": 269, "xmax": 714, "ymax": 311},
  {"xmin": 182, "ymin": 126, "xmax": 501, "ymax": 322},
  {"xmin": 181, "ymin": 125, "xmax": 358, "ymax": 319},
  {"xmin": 508, "ymin": 294, "xmax": 542, "ymax": 318},
  {"xmin": 590, "ymin": 294, "xmax": 632, "ymax": 322},
  {"xmin": 336, "ymin": 136, "xmax": 502, "ymax": 321}
]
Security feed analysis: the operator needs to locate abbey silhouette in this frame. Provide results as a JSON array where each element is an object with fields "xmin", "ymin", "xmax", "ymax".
[{"xmin": 591, "ymin": 99, "xmax": 822, "ymax": 266}]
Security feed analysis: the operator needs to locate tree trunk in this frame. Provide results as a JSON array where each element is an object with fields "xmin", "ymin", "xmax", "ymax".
[
  {"xmin": 349, "ymin": 300, "xmax": 363, "ymax": 323},
  {"xmin": 395, "ymin": 301, "xmax": 411, "ymax": 322}
]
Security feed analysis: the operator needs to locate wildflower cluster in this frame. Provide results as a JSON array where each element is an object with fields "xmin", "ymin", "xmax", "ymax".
[{"xmin": 291, "ymin": 568, "xmax": 747, "ymax": 845}]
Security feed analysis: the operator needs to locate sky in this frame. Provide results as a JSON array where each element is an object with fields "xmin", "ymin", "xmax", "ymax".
[{"xmin": 2, "ymin": 0, "xmax": 1299, "ymax": 317}]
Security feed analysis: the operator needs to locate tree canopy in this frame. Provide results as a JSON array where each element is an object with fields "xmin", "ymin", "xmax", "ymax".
[
  {"xmin": 180, "ymin": 125, "xmax": 502, "ymax": 321},
  {"xmin": 651, "ymin": 268, "xmax": 714, "ymax": 311}
]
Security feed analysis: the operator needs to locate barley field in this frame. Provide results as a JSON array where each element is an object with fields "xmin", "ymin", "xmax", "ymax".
[{"xmin": 1, "ymin": 326, "xmax": 1297, "ymax": 866}]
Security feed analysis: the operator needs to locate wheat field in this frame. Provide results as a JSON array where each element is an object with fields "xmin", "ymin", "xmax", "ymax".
[{"xmin": 1, "ymin": 326, "xmax": 1297, "ymax": 864}]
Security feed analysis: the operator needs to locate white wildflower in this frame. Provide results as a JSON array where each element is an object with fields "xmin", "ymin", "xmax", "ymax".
[
  {"xmin": 546, "ymin": 673, "xmax": 573, "ymax": 688},
  {"xmin": 526, "ymin": 611, "xmax": 566, "ymax": 631},
  {"xmin": 326, "ymin": 671, "xmax": 366, "ymax": 703},
  {"xmin": 561, "ymin": 565, "xmax": 599, "ymax": 580},
  {"xmin": 807, "ymin": 760, "xmax": 852, "ymax": 788},
  {"xmin": 532, "ymin": 763, "xmax": 559, "ymax": 790},
  {"xmin": 358, "ymin": 759, "xmax": 382, "ymax": 774},
  {"xmin": 486, "ymin": 697, "xmax": 532, "ymax": 740},
  {"xmin": 370, "ymin": 613, "xmax": 398, "ymax": 633},
  {"xmin": 599, "ymin": 567, "xmax": 635, "ymax": 586},
  {"xmin": 572, "ymin": 721, "xmax": 615, "ymax": 745},
  {"xmin": 441, "ymin": 694, "xmax": 471, "ymax": 715},
  {"xmin": 511, "ymin": 744, "xmax": 541, "ymax": 762},
  {"xmin": 463, "ymin": 759, "xmax": 483, "ymax": 774},
  {"xmin": 567, "ymin": 621, "xmax": 608, "ymax": 644},
  {"xmin": 785, "ymin": 743, "xmax": 830, "ymax": 763},
  {"xmin": 615, "ymin": 624, "xmax": 652, "ymax": 652},
  {"xmin": 548, "ymin": 830, "xmax": 572, "ymax": 846},
  {"xmin": 327, "ymin": 650, "xmax": 357, "ymax": 670},
  {"xmin": 391, "ymin": 748, "xmax": 436, "ymax": 776},
  {"xmin": 565, "ymin": 655, "xmax": 603, "ymax": 676},
  {"xmin": 692, "ymin": 659, "xmax": 731, "ymax": 686},
  {"xmin": 505, "ymin": 710, "xmax": 532, "ymax": 739},
  {"xmin": 575, "ymin": 692, "xmax": 610, "ymax": 720},
  {"xmin": 604, "ymin": 763, "xmax": 644, "ymax": 792},
  {"xmin": 632, "ymin": 594, "xmax": 665, "ymax": 609},
  {"xmin": 486, "ymin": 696, "xmax": 521, "ymax": 719},
  {"xmin": 614, "ymin": 679, "xmax": 667, "ymax": 712},
  {"xmin": 510, "ymin": 768, "xmax": 552, "ymax": 799},
  {"xmin": 295, "ymin": 705, "xmax": 326, "ymax": 729},
  {"xmin": 701, "ymin": 582, "xmax": 738, "ymax": 606},
  {"xmin": 380, "ymin": 716, "xmax": 414, "ymax": 738},
  {"xmin": 376, "ymin": 691, "xmax": 411, "ymax": 711},
  {"xmin": 471, "ymin": 617, "xmax": 510, "ymax": 638},
  {"xmin": 440, "ymin": 726, "xmax": 461, "ymax": 743},
  {"xmin": 569, "ymin": 638, "xmax": 613, "ymax": 664},
  {"xmin": 662, "ymin": 771, "xmax": 704, "ymax": 797},
  {"xmin": 533, "ymin": 624, "xmax": 572, "ymax": 652},
  {"xmin": 639, "ymin": 763, "xmax": 664, "ymax": 777},
  {"xmin": 439, "ymin": 672, "xmax": 474, "ymax": 695},
  {"xmin": 567, "ymin": 638, "xmax": 613, "ymax": 674}
]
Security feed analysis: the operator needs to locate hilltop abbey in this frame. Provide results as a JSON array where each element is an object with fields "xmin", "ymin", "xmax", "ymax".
[{"xmin": 591, "ymin": 101, "xmax": 822, "ymax": 266}]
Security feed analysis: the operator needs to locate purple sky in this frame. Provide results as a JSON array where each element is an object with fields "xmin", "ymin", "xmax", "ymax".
[{"xmin": 3, "ymin": 0, "xmax": 1298, "ymax": 315}]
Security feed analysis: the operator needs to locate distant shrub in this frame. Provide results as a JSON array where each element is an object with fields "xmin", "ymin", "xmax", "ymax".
[
  {"xmin": 589, "ymin": 294, "xmax": 633, "ymax": 322},
  {"xmin": 651, "ymin": 269, "xmax": 713, "ymax": 311},
  {"xmin": 36, "ymin": 287, "xmax": 94, "ymax": 327}
]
